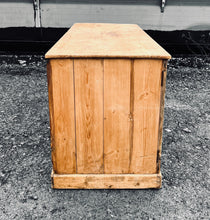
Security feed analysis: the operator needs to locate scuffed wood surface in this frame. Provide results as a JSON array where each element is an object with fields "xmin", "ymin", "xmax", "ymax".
[
  {"xmin": 45, "ymin": 23, "xmax": 171, "ymax": 59},
  {"xmin": 104, "ymin": 59, "xmax": 131, "ymax": 174},
  {"xmin": 52, "ymin": 170, "xmax": 162, "ymax": 189},
  {"xmin": 157, "ymin": 60, "xmax": 168, "ymax": 173},
  {"xmin": 45, "ymin": 23, "xmax": 170, "ymax": 188},
  {"xmin": 129, "ymin": 59, "xmax": 162, "ymax": 174},
  {"xmin": 74, "ymin": 59, "xmax": 104, "ymax": 174},
  {"xmin": 47, "ymin": 59, "xmax": 76, "ymax": 174},
  {"xmin": 47, "ymin": 58, "xmax": 167, "ymax": 178}
]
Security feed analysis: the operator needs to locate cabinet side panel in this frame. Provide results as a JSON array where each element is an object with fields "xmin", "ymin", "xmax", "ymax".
[
  {"xmin": 47, "ymin": 61, "xmax": 57, "ymax": 172},
  {"xmin": 157, "ymin": 60, "xmax": 168, "ymax": 173},
  {"xmin": 48, "ymin": 59, "xmax": 76, "ymax": 174},
  {"xmin": 130, "ymin": 59, "xmax": 162, "ymax": 174},
  {"xmin": 74, "ymin": 59, "xmax": 104, "ymax": 174},
  {"xmin": 104, "ymin": 59, "xmax": 131, "ymax": 174}
]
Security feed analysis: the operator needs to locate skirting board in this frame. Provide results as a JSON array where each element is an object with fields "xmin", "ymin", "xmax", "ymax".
[{"xmin": 51, "ymin": 170, "xmax": 162, "ymax": 189}]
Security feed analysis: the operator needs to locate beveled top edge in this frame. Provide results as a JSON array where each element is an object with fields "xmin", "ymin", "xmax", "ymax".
[{"xmin": 45, "ymin": 23, "xmax": 171, "ymax": 59}]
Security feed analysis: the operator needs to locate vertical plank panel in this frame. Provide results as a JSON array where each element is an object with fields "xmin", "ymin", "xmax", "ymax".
[
  {"xmin": 48, "ymin": 59, "xmax": 76, "ymax": 174},
  {"xmin": 157, "ymin": 60, "xmax": 168, "ymax": 173},
  {"xmin": 130, "ymin": 59, "xmax": 162, "ymax": 173},
  {"xmin": 74, "ymin": 59, "xmax": 104, "ymax": 173},
  {"xmin": 104, "ymin": 59, "xmax": 131, "ymax": 174},
  {"xmin": 47, "ymin": 61, "xmax": 57, "ymax": 172}
]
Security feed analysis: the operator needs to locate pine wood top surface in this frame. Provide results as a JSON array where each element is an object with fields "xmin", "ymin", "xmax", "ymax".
[{"xmin": 45, "ymin": 23, "xmax": 171, "ymax": 59}]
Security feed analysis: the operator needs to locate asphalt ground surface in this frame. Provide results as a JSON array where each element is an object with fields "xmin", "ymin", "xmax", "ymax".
[{"xmin": 0, "ymin": 55, "xmax": 209, "ymax": 219}]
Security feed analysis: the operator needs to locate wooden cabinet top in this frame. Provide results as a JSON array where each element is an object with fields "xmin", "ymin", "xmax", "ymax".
[{"xmin": 45, "ymin": 23, "xmax": 171, "ymax": 59}]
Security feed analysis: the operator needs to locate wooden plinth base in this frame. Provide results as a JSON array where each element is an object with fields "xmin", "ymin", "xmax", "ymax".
[{"xmin": 51, "ymin": 170, "xmax": 162, "ymax": 189}]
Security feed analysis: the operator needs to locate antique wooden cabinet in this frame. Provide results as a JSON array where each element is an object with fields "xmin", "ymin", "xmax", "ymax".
[{"xmin": 45, "ymin": 23, "xmax": 171, "ymax": 189}]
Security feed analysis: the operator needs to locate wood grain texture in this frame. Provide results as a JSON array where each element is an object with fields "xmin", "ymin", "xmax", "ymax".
[
  {"xmin": 47, "ymin": 59, "xmax": 76, "ymax": 174},
  {"xmin": 47, "ymin": 61, "xmax": 57, "ymax": 172},
  {"xmin": 104, "ymin": 59, "xmax": 131, "ymax": 174},
  {"xmin": 45, "ymin": 23, "xmax": 171, "ymax": 59},
  {"xmin": 74, "ymin": 59, "xmax": 104, "ymax": 173},
  {"xmin": 129, "ymin": 59, "xmax": 162, "ymax": 174},
  {"xmin": 52, "ymin": 170, "xmax": 162, "ymax": 189},
  {"xmin": 157, "ymin": 60, "xmax": 168, "ymax": 173}
]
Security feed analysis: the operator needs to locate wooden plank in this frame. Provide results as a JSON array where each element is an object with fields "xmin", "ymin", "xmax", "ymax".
[
  {"xmin": 52, "ymin": 170, "xmax": 162, "ymax": 189},
  {"xmin": 129, "ymin": 59, "xmax": 162, "ymax": 174},
  {"xmin": 157, "ymin": 60, "xmax": 168, "ymax": 173},
  {"xmin": 104, "ymin": 59, "xmax": 131, "ymax": 174},
  {"xmin": 45, "ymin": 23, "xmax": 171, "ymax": 59},
  {"xmin": 74, "ymin": 59, "xmax": 104, "ymax": 174},
  {"xmin": 47, "ymin": 61, "xmax": 56, "ymax": 172},
  {"xmin": 47, "ymin": 59, "xmax": 76, "ymax": 174}
]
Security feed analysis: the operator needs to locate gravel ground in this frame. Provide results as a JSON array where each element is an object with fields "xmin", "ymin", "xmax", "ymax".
[{"xmin": 0, "ymin": 55, "xmax": 209, "ymax": 219}]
